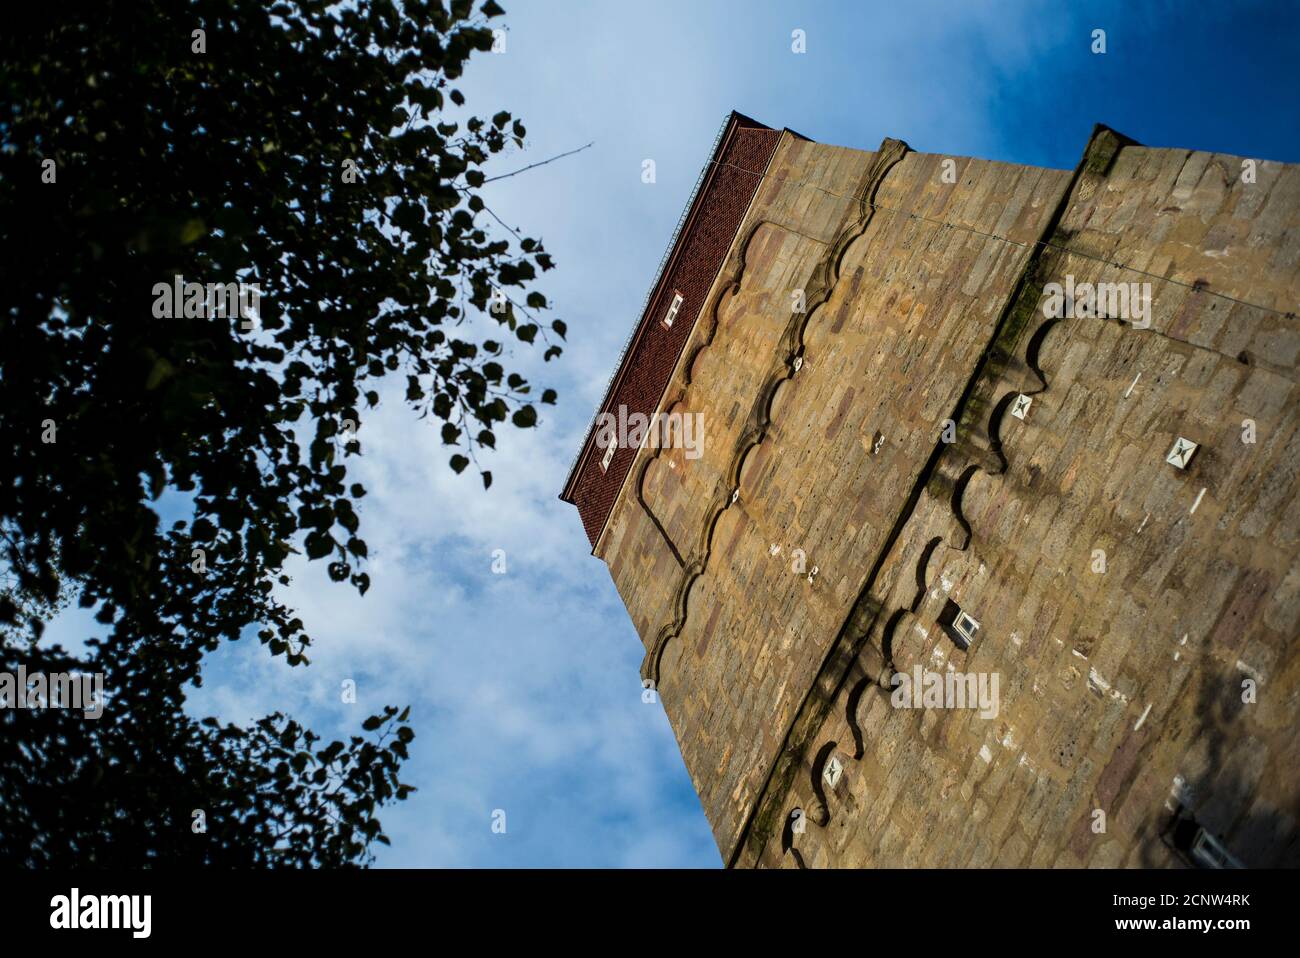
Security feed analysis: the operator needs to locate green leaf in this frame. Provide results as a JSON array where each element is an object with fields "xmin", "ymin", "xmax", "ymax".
[
  {"xmin": 179, "ymin": 218, "xmax": 207, "ymax": 245},
  {"xmin": 145, "ymin": 356, "xmax": 176, "ymax": 391}
]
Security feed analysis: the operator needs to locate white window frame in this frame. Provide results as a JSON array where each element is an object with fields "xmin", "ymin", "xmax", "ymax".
[
  {"xmin": 952, "ymin": 610, "xmax": 980, "ymax": 647},
  {"xmin": 1166, "ymin": 436, "xmax": 1199, "ymax": 470},
  {"xmin": 1191, "ymin": 828, "xmax": 1243, "ymax": 869},
  {"xmin": 662, "ymin": 291, "xmax": 684, "ymax": 329},
  {"xmin": 600, "ymin": 439, "xmax": 617, "ymax": 473},
  {"xmin": 823, "ymin": 755, "xmax": 844, "ymax": 788}
]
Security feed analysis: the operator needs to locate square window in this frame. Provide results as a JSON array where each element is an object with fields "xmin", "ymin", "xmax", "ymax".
[
  {"xmin": 938, "ymin": 598, "xmax": 979, "ymax": 651},
  {"xmin": 1011, "ymin": 394, "xmax": 1033, "ymax": 420},
  {"xmin": 823, "ymin": 755, "xmax": 843, "ymax": 789},
  {"xmin": 662, "ymin": 291, "xmax": 684, "ymax": 329},
  {"xmin": 1190, "ymin": 828, "xmax": 1242, "ymax": 869},
  {"xmin": 1167, "ymin": 805, "xmax": 1244, "ymax": 869},
  {"xmin": 1166, "ymin": 436, "xmax": 1199, "ymax": 469},
  {"xmin": 954, "ymin": 612, "xmax": 980, "ymax": 643},
  {"xmin": 600, "ymin": 440, "xmax": 617, "ymax": 472}
]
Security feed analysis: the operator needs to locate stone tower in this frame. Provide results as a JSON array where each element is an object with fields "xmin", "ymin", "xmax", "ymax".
[{"xmin": 561, "ymin": 112, "xmax": 1300, "ymax": 868}]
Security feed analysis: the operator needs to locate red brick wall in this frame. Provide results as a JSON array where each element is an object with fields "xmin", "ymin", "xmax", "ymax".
[{"xmin": 563, "ymin": 118, "xmax": 781, "ymax": 548}]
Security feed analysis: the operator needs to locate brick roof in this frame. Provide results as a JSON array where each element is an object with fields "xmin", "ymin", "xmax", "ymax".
[{"xmin": 560, "ymin": 112, "xmax": 781, "ymax": 549}]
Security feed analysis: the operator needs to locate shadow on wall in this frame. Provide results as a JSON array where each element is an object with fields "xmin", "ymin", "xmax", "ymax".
[{"xmin": 1138, "ymin": 666, "xmax": 1299, "ymax": 868}]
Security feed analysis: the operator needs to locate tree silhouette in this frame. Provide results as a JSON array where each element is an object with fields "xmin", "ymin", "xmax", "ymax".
[{"xmin": 0, "ymin": 0, "xmax": 560, "ymax": 864}]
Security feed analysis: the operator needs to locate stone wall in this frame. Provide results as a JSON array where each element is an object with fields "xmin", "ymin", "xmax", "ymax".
[{"xmin": 592, "ymin": 124, "xmax": 1300, "ymax": 868}]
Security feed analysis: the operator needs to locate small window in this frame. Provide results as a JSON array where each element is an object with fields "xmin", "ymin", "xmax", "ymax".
[
  {"xmin": 1190, "ymin": 828, "xmax": 1242, "ymax": 869},
  {"xmin": 1165, "ymin": 805, "xmax": 1244, "ymax": 868},
  {"xmin": 1166, "ymin": 436, "xmax": 1199, "ymax": 470},
  {"xmin": 938, "ymin": 598, "xmax": 979, "ymax": 651},
  {"xmin": 823, "ymin": 755, "xmax": 844, "ymax": 788},
  {"xmin": 662, "ymin": 291, "xmax": 684, "ymax": 329},
  {"xmin": 600, "ymin": 439, "xmax": 617, "ymax": 473}
]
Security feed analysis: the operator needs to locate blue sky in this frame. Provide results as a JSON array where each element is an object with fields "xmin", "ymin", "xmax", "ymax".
[{"xmin": 46, "ymin": 0, "xmax": 1300, "ymax": 867}]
